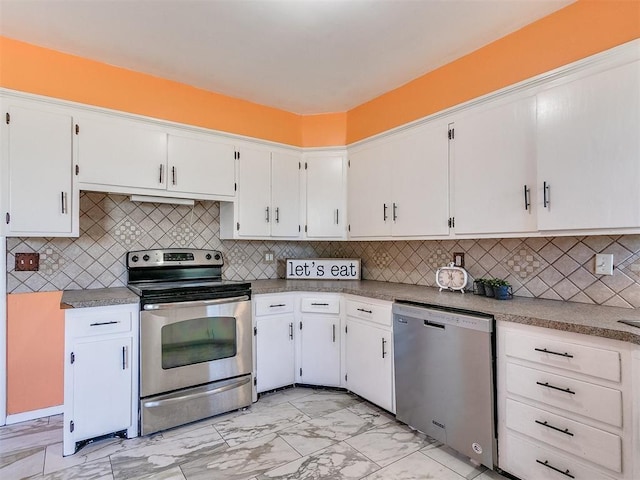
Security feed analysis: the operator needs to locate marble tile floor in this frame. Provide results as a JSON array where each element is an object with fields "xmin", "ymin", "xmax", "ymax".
[{"xmin": 0, "ymin": 387, "xmax": 511, "ymax": 480}]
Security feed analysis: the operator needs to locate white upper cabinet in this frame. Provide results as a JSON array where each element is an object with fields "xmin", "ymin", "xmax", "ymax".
[
  {"xmin": 236, "ymin": 145, "xmax": 272, "ymax": 237},
  {"xmin": 226, "ymin": 145, "xmax": 301, "ymax": 239},
  {"xmin": 392, "ymin": 122, "xmax": 450, "ymax": 237},
  {"xmin": 271, "ymin": 151, "xmax": 301, "ymax": 238},
  {"xmin": 348, "ymin": 121, "xmax": 450, "ymax": 238},
  {"xmin": 2, "ymin": 101, "xmax": 78, "ymax": 236},
  {"xmin": 76, "ymin": 113, "xmax": 167, "ymax": 191},
  {"xmin": 167, "ymin": 132, "xmax": 235, "ymax": 197},
  {"xmin": 536, "ymin": 60, "xmax": 640, "ymax": 231},
  {"xmin": 304, "ymin": 152, "xmax": 346, "ymax": 238},
  {"xmin": 347, "ymin": 140, "xmax": 391, "ymax": 237},
  {"xmin": 451, "ymin": 96, "xmax": 537, "ymax": 235},
  {"xmin": 76, "ymin": 113, "xmax": 236, "ymax": 200}
]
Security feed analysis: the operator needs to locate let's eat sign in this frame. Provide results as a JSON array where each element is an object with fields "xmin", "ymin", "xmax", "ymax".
[{"xmin": 286, "ymin": 259, "xmax": 361, "ymax": 280}]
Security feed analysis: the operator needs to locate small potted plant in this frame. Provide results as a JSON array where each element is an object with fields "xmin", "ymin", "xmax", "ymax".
[
  {"xmin": 492, "ymin": 279, "xmax": 513, "ymax": 300},
  {"xmin": 483, "ymin": 279, "xmax": 495, "ymax": 297},
  {"xmin": 473, "ymin": 278, "xmax": 487, "ymax": 296}
]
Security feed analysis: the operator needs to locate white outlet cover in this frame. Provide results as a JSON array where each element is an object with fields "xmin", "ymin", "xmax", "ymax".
[{"xmin": 595, "ymin": 253, "xmax": 614, "ymax": 275}]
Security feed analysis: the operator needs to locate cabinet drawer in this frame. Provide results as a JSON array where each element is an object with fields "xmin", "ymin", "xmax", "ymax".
[
  {"xmin": 346, "ymin": 299, "xmax": 391, "ymax": 327},
  {"xmin": 255, "ymin": 296, "xmax": 295, "ymax": 316},
  {"xmin": 69, "ymin": 310, "xmax": 133, "ymax": 337},
  {"xmin": 506, "ymin": 398, "xmax": 621, "ymax": 472},
  {"xmin": 506, "ymin": 363, "xmax": 622, "ymax": 427},
  {"xmin": 505, "ymin": 331, "xmax": 621, "ymax": 382},
  {"xmin": 501, "ymin": 432, "xmax": 616, "ymax": 480},
  {"xmin": 300, "ymin": 297, "xmax": 340, "ymax": 314}
]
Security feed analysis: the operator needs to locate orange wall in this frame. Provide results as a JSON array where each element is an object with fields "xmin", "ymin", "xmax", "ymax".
[
  {"xmin": 347, "ymin": 0, "xmax": 640, "ymax": 142},
  {"xmin": 7, "ymin": 292, "xmax": 64, "ymax": 414},
  {"xmin": 301, "ymin": 112, "xmax": 348, "ymax": 147},
  {"xmin": 1, "ymin": 1, "xmax": 638, "ymax": 147}
]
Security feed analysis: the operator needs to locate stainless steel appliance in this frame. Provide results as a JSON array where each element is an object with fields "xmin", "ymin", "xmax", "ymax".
[
  {"xmin": 127, "ymin": 248, "xmax": 252, "ymax": 435},
  {"xmin": 393, "ymin": 301, "xmax": 496, "ymax": 469}
]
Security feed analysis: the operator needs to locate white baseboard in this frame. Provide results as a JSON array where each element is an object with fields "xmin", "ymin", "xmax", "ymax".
[{"xmin": 5, "ymin": 405, "xmax": 63, "ymax": 425}]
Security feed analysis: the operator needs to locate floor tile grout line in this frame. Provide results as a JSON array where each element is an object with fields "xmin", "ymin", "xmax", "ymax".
[{"xmin": 417, "ymin": 446, "xmax": 486, "ymax": 480}]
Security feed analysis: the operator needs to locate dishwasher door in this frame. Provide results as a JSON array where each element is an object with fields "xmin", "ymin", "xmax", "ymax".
[{"xmin": 393, "ymin": 302, "xmax": 495, "ymax": 469}]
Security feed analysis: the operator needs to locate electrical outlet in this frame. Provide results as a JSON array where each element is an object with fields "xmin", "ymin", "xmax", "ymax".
[
  {"xmin": 595, "ymin": 253, "xmax": 614, "ymax": 275},
  {"xmin": 15, "ymin": 252, "xmax": 40, "ymax": 271},
  {"xmin": 263, "ymin": 250, "xmax": 275, "ymax": 264}
]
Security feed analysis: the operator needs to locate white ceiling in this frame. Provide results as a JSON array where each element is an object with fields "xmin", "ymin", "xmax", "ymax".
[{"xmin": 0, "ymin": 0, "xmax": 574, "ymax": 115}]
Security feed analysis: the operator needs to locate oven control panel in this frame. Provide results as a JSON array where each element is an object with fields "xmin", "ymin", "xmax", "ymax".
[{"xmin": 127, "ymin": 249, "xmax": 223, "ymax": 268}]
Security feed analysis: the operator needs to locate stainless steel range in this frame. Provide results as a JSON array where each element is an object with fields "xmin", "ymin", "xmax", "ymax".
[{"xmin": 127, "ymin": 248, "xmax": 252, "ymax": 436}]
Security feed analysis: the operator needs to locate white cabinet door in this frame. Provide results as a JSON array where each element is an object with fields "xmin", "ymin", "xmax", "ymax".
[
  {"xmin": 346, "ymin": 319, "xmax": 393, "ymax": 412},
  {"xmin": 537, "ymin": 61, "xmax": 640, "ymax": 231},
  {"xmin": 76, "ymin": 113, "xmax": 167, "ymax": 190},
  {"xmin": 256, "ymin": 314, "xmax": 295, "ymax": 393},
  {"xmin": 305, "ymin": 154, "xmax": 345, "ymax": 238},
  {"xmin": 167, "ymin": 133, "xmax": 235, "ymax": 197},
  {"xmin": 452, "ymin": 96, "xmax": 537, "ymax": 235},
  {"xmin": 271, "ymin": 152, "xmax": 301, "ymax": 238},
  {"xmin": 299, "ymin": 315, "xmax": 341, "ymax": 386},
  {"xmin": 4, "ymin": 104, "xmax": 76, "ymax": 236},
  {"xmin": 72, "ymin": 337, "xmax": 133, "ymax": 441},
  {"xmin": 237, "ymin": 146, "xmax": 272, "ymax": 237},
  {"xmin": 347, "ymin": 142, "xmax": 391, "ymax": 237},
  {"xmin": 392, "ymin": 122, "xmax": 450, "ymax": 237}
]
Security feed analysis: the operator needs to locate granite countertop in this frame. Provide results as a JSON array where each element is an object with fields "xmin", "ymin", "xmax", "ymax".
[
  {"xmin": 59, "ymin": 281, "xmax": 640, "ymax": 345},
  {"xmin": 251, "ymin": 279, "xmax": 640, "ymax": 345},
  {"xmin": 61, "ymin": 287, "xmax": 139, "ymax": 309}
]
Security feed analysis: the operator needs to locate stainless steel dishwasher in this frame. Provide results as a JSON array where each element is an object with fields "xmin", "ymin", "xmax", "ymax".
[{"xmin": 393, "ymin": 301, "xmax": 496, "ymax": 469}]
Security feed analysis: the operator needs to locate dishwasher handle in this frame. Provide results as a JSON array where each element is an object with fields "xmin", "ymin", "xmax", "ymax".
[{"xmin": 424, "ymin": 319, "xmax": 445, "ymax": 329}]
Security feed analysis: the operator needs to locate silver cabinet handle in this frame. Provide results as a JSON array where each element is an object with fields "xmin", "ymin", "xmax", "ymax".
[
  {"xmin": 543, "ymin": 181, "xmax": 550, "ymax": 208},
  {"xmin": 289, "ymin": 322, "xmax": 294, "ymax": 340},
  {"xmin": 172, "ymin": 166, "xmax": 176, "ymax": 185},
  {"xmin": 61, "ymin": 192, "xmax": 68, "ymax": 214},
  {"xmin": 122, "ymin": 346, "xmax": 127, "ymax": 370},
  {"xmin": 383, "ymin": 203, "xmax": 388, "ymax": 221},
  {"xmin": 536, "ymin": 381, "xmax": 575, "ymax": 395},
  {"xmin": 332, "ymin": 324, "xmax": 336, "ymax": 343},
  {"xmin": 357, "ymin": 308, "xmax": 372, "ymax": 314},
  {"xmin": 335, "ymin": 209, "xmax": 339, "ymax": 224},
  {"xmin": 534, "ymin": 347, "xmax": 573, "ymax": 358},
  {"xmin": 159, "ymin": 164, "xmax": 164, "ymax": 184},
  {"xmin": 535, "ymin": 419, "xmax": 574, "ymax": 436},
  {"xmin": 275, "ymin": 207, "xmax": 280, "ymax": 223},
  {"xmin": 90, "ymin": 321, "xmax": 119, "ymax": 327},
  {"xmin": 524, "ymin": 185, "xmax": 530, "ymax": 211},
  {"xmin": 265, "ymin": 206, "xmax": 270, "ymax": 222},
  {"xmin": 392, "ymin": 203, "xmax": 398, "ymax": 221},
  {"xmin": 535, "ymin": 460, "xmax": 575, "ymax": 479},
  {"xmin": 143, "ymin": 295, "xmax": 250, "ymax": 310},
  {"xmin": 381, "ymin": 337, "xmax": 387, "ymax": 358},
  {"xmin": 269, "ymin": 303, "xmax": 286, "ymax": 308}
]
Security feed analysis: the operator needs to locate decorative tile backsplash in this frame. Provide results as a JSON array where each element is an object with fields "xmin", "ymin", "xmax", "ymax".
[{"xmin": 7, "ymin": 192, "xmax": 640, "ymax": 309}]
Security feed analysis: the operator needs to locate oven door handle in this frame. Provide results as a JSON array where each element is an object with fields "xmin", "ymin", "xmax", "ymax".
[
  {"xmin": 142, "ymin": 376, "xmax": 252, "ymax": 408},
  {"xmin": 143, "ymin": 295, "xmax": 250, "ymax": 310}
]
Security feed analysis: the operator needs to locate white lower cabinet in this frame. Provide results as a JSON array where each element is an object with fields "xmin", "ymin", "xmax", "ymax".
[
  {"xmin": 344, "ymin": 297, "xmax": 394, "ymax": 413},
  {"xmin": 254, "ymin": 294, "xmax": 296, "ymax": 393},
  {"xmin": 497, "ymin": 321, "xmax": 634, "ymax": 480},
  {"xmin": 253, "ymin": 293, "xmax": 394, "ymax": 412},
  {"xmin": 298, "ymin": 296, "xmax": 341, "ymax": 386},
  {"xmin": 64, "ymin": 303, "xmax": 139, "ymax": 456}
]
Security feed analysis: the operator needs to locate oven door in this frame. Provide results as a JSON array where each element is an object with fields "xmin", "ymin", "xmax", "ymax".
[{"xmin": 140, "ymin": 296, "xmax": 251, "ymax": 398}]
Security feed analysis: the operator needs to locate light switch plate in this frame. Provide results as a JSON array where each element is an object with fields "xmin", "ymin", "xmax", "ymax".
[{"xmin": 595, "ymin": 253, "xmax": 614, "ymax": 275}]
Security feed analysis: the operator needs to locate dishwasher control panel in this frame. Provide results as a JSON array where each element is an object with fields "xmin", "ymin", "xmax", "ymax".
[{"xmin": 392, "ymin": 301, "xmax": 493, "ymax": 333}]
